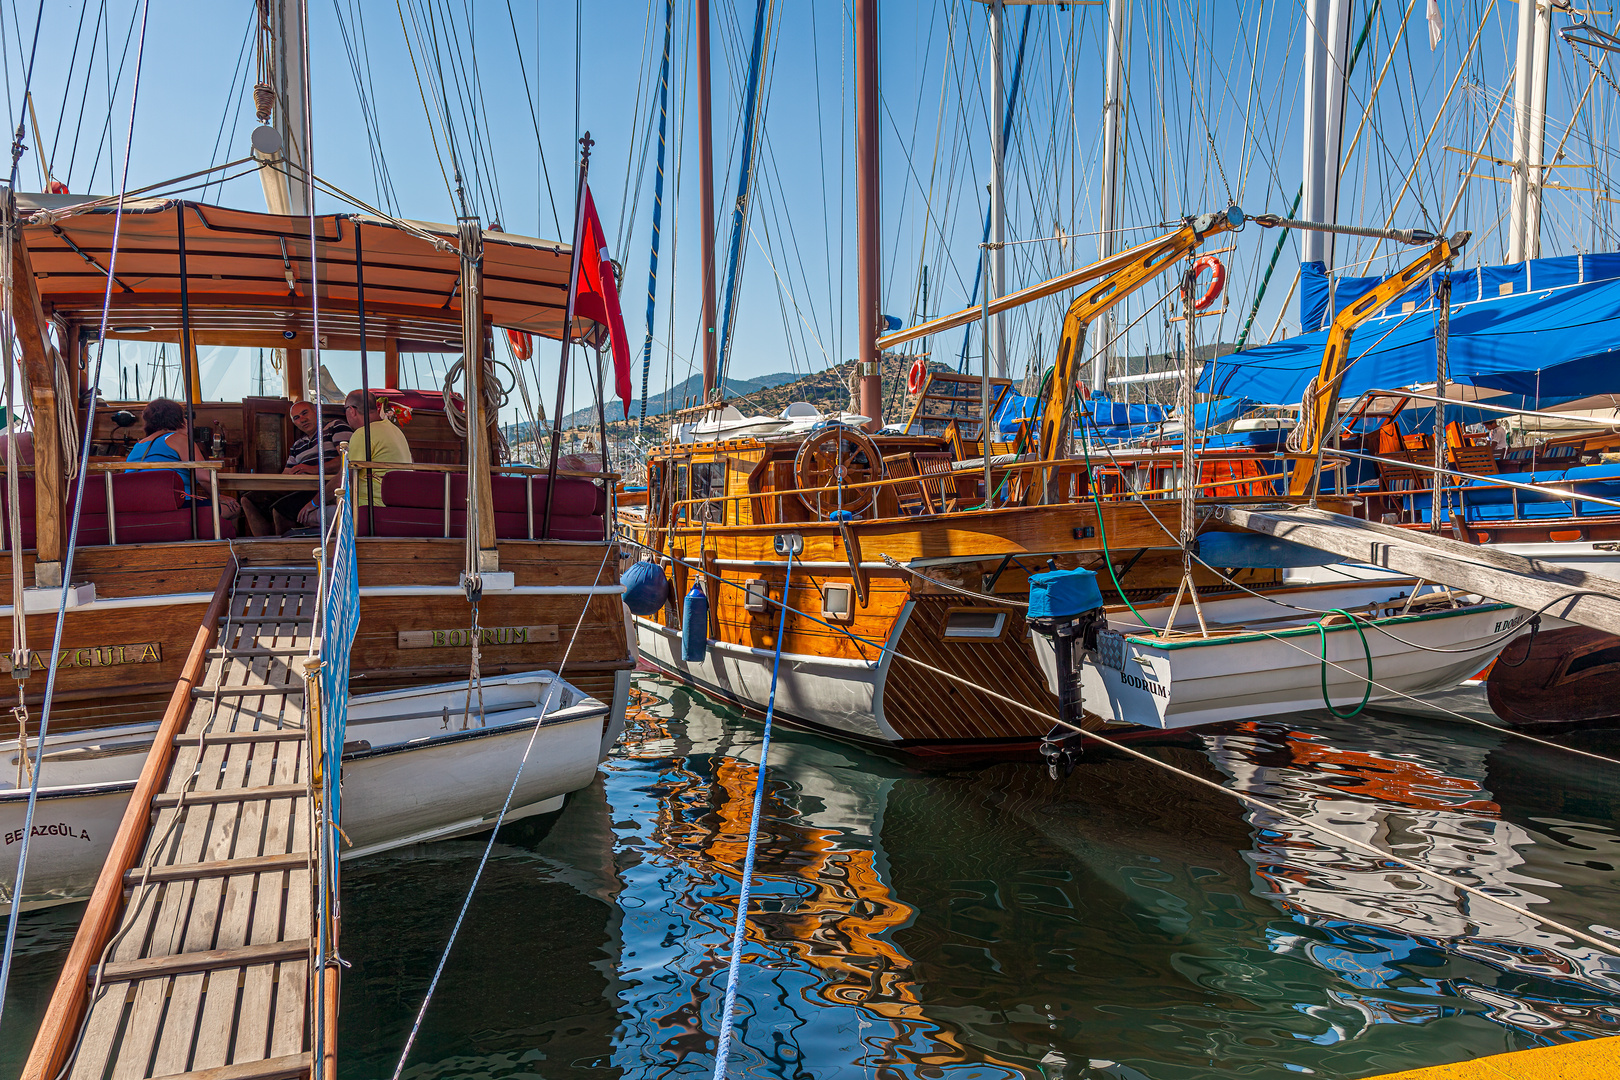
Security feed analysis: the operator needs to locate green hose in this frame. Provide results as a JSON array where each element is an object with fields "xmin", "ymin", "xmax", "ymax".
[
  {"xmin": 1312, "ymin": 608, "xmax": 1374, "ymax": 719},
  {"xmin": 1076, "ymin": 412, "xmax": 1154, "ymax": 628}
]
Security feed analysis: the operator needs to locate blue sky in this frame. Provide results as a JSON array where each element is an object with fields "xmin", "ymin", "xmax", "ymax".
[{"xmin": 3, "ymin": 0, "xmax": 1615, "ymax": 429}]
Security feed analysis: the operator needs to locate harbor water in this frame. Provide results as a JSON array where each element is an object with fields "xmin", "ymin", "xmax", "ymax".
[{"xmin": 5, "ymin": 675, "xmax": 1620, "ymax": 1078}]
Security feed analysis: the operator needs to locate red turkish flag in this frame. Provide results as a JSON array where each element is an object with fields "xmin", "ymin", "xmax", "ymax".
[{"xmin": 571, "ymin": 185, "xmax": 632, "ymax": 416}]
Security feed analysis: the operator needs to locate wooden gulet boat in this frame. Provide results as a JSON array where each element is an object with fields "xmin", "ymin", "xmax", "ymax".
[{"xmin": 0, "ymin": 193, "xmax": 635, "ymax": 909}]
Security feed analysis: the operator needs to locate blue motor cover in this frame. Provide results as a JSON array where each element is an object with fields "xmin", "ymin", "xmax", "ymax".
[
  {"xmin": 1027, "ymin": 566, "xmax": 1105, "ymax": 622},
  {"xmin": 622, "ymin": 560, "xmax": 670, "ymax": 616}
]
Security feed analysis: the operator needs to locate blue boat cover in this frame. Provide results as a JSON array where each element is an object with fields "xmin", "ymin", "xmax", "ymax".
[
  {"xmin": 1028, "ymin": 566, "xmax": 1105, "ymax": 620},
  {"xmin": 1204, "ymin": 267, "xmax": 1620, "ymax": 407}
]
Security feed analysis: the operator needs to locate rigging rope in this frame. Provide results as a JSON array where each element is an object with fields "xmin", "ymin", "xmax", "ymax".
[
  {"xmin": 390, "ymin": 545, "xmax": 614, "ymax": 1079},
  {"xmin": 710, "ymin": 550, "xmax": 794, "ymax": 1079},
  {"xmin": 619, "ymin": 531, "xmax": 1620, "ymax": 958},
  {"xmin": 0, "ymin": 0, "xmax": 149, "ymax": 1028}
]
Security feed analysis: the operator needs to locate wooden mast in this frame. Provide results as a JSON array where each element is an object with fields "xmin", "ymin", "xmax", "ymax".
[
  {"xmin": 10, "ymin": 226, "xmax": 64, "ymax": 586},
  {"xmin": 697, "ymin": 0, "xmax": 718, "ymax": 402},
  {"xmin": 460, "ymin": 216, "xmax": 498, "ymax": 571},
  {"xmin": 855, "ymin": 0, "xmax": 882, "ymax": 429}
]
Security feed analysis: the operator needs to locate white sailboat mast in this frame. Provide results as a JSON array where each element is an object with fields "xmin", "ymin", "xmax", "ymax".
[
  {"xmin": 253, "ymin": 0, "xmax": 310, "ymax": 219},
  {"xmin": 1300, "ymin": 0, "xmax": 1352, "ymax": 270},
  {"xmin": 1092, "ymin": 0, "xmax": 1126, "ymax": 395},
  {"xmin": 989, "ymin": 0, "xmax": 1007, "ymax": 380},
  {"xmin": 1511, "ymin": 0, "xmax": 1553, "ymax": 261}
]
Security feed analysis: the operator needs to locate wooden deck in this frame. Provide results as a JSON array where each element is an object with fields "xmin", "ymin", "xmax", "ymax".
[{"xmin": 24, "ymin": 562, "xmax": 331, "ymax": 1080}]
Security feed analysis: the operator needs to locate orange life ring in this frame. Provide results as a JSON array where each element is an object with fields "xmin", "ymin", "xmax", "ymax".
[
  {"xmin": 1192, "ymin": 255, "xmax": 1226, "ymax": 311},
  {"xmin": 907, "ymin": 357, "xmax": 928, "ymax": 395},
  {"xmin": 505, "ymin": 328, "xmax": 533, "ymax": 361}
]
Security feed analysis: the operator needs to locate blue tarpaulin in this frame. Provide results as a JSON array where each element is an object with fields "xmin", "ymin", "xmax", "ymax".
[{"xmin": 1206, "ymin": 269, "xmax": 1620, "ymax": 407}]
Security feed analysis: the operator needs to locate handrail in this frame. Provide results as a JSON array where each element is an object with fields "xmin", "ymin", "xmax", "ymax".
[
  {"xmin": 21, "ymin": 556, "xmax": 239, "ymax": 1080},
  {"xmin": 344, "ymin": 460, "xmax": 617, "ymax": 481},
  {"xmin": 1341, "ymin": 447, "xmax": 1620, "ymax": 512},
  {"xmin": 1345, "ymin": 386, "xmax": 1620, "ymax": 430}
]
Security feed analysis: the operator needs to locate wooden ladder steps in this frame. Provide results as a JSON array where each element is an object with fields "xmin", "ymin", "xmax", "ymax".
[
  {"xmin": 232, "ymin": 587, "xmax": 317, "ymax": 596},
  {"xmin": 145, "ymin": 1052, "xmax": 313, "ymax": 1080},
  {"xmin": 172, "ymin": 729, "xmax": 306, "ymax": 746},
  {"xmin": 224, "ymin": 614, "xmax": 316, "ymax": 625},
  {"xmin": 123, "ymin": 850, "xmax": 311, "ymax": 887},
  {"xmin": 207, "ymin": 647, "xmax": 311, "ymax": 658},
  {"xmin": 92, "ymin": 938, "xmax": 314, "ymax": 983},
  {"xmin": 194, "ymin": 685, "xmax": 304, "ymax": 698},
  {"xmin": 151, "ymin": 784, "xmax": 306, "ymax": 809}
]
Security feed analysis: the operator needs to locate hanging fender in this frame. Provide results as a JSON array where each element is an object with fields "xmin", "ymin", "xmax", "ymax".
[
  {"xmin": 907, "ymin": 357, "xmax": 928, "ymax": 395},
  {"xmin": 505, "ymin": 328, "xmax": 533, "ymax": 361},
  {"xmin": 1191, "ymin": 255, "xmax": 1226, "ymax": 311}
]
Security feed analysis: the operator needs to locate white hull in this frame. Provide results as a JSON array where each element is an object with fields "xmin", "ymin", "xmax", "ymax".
[
  {"xmin": 0, "ymin": 668, "xmax": 629, "ymax": 910},
  {"xmin": 633, "ymin": 615, "xmax": 901, "ymax": 743},
  {"xmin": 1031, "ymin": 582, "xmax": 1530, "ymax": 730}
]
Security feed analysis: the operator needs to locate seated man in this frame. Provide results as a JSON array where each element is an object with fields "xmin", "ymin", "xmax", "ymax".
[
  {"xmin": 297, "ymin": 389, "xmax": 412, "ymax": 526},
  {"xmin": 241, "ymin": 400, "xmax": 352, "ymax": 535}
]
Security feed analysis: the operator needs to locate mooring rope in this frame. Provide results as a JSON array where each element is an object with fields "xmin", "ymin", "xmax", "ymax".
[
  {"xmin": 710, "ymin": 550, "xmax": 794, "ymax": 1079},
  {"xmin": 619, "ymin": 532, "xmax": 1620, "ymax": 957}
]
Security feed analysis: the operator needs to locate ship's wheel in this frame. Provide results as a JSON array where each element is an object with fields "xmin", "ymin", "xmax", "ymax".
[{"xmin": 793, "ymin": 425, "xmax": 885, "ymax": 519}]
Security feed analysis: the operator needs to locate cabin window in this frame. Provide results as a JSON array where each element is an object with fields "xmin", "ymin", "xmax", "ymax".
[
  {"xmin": 943, "ymin": 608, "xmax": 1006, "ymax": 640},
  {"xmin": 691, "ymin": 460, "xmax": 727, "ymax": 524},
  {"xmin": 674, "ymin": 463, "xmax": 690, "ymax": 523},
  {"xmin": 821, "ymin": 583, "xmax": 853, "ymax": 622}
]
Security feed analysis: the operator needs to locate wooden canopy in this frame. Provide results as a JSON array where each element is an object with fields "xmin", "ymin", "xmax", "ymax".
[{"xmin": 17, "ymin": 196, "xmax": 578, "ymax": 352}]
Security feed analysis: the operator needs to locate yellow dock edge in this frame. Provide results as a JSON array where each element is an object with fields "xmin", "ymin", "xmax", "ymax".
[{"xmin": 1364, "ymin": 1035, "xmax": 1620, "ymax": 1079}]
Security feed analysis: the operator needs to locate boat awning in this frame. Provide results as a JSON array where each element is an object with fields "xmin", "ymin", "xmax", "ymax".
[
  {"xmin": 17, "ymin": 196, "xmax": 581, "ymax": 352},
  {"xmin": 1200, "ymin": 272, "xmax": 1620, "ymax": 408}
]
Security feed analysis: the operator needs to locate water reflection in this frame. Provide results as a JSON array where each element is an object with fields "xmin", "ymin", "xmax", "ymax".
[{"xmin": 4, "ymin": 680, "xmax": 1619, "ymax": 1080}]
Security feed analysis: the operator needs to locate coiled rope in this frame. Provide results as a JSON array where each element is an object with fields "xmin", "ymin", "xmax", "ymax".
[{"xmin": 710, "ymin": 551, "xmax": 795, "ymax": 1079}]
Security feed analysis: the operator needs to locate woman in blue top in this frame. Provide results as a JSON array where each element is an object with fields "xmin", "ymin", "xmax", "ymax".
[{"xmin": 126, "ymin": 397, "xmax": 242, "ymax": 527}]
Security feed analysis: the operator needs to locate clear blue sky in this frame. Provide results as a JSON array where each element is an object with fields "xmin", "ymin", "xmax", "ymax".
[{"xmin": 2, "ymin": 0, "xmax": 1611, "ymax": 427}]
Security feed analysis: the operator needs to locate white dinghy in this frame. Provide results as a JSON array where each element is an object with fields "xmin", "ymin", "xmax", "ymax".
[
  {"xmin": 1029, "ymin": 573, "xmax": 1531, "ymax": 732},
  {"xmin": 0, "ymin": 670, "xmax": 615, "ymax": 911}
]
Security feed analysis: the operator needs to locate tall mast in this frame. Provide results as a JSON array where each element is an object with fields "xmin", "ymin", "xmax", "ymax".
[
  {"xmin": 1091, "ymin": 0, "xmax": 1126, "ymax": 394},
  {"xmin": 988, "ymin": 1, "xmax": 1006, "ymax": 380},
  {"xmin": 1300, "ymin": 0, "xmax": 1351, "ymax": 270},
  {"xmin": 855, "ymin": 0, "xmax": 882, "ymax": 428},
  {"xmin": 697, "ymin": 0, "xmax": 718, "ymax": 402},
  {"xmin": 252, "ymin": 0, "xmax": 310, "ymax": 218},
  {"xmin": 1511, "ymin": 0, "xmax": 1553, "ymax": 261}
]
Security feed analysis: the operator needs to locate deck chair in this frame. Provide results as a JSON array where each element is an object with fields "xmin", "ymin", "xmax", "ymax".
[
  {"xmin": 1376, "ymin": 450, "xmax": 1423, "ymax": 520},
  {"xmin": 915, "ymin": 452, "xmax": 962, "ymax": 512},
  {"xmin": 1448, "ymin": 443, "xmax": 1499, "ymax": 478},
  {"xmin": 882, "ymin": 453, "xmax": 932, "ymax": 515}
]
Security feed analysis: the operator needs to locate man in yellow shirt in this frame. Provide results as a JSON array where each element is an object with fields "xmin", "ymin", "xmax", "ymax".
[{"xmin": 297, "ymin": 390, "xmax": 412, "ymax": 525}]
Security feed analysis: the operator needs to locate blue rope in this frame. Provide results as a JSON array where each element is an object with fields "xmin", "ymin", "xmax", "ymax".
[{"xmin": 710, "ymin": 552, "xmax": 794, "ymax": 1078}]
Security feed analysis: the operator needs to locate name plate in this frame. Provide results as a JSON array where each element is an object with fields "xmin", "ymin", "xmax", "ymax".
[
  {"xmin": 398, "ymin": 625, "xmax": 558, "ymax": 650},
  {"xmin": 0, "ymin": 642, "xmax": 162, "ymax": 673}
]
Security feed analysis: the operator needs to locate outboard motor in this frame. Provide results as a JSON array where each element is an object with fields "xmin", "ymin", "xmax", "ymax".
[{"xmin": 1026, "ymin": 563, "xmax": 1107, "ymax": 779}]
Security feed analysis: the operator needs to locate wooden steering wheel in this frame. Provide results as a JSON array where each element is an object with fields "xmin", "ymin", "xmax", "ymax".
[{"xmin": 793, "ymin": 425, "xmax": 885, "ymax": 519}]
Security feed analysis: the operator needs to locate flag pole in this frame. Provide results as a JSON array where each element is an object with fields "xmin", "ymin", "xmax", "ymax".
[{"xmin": 543, "ymin": 132, "xmax": 593, "ymax": 539}]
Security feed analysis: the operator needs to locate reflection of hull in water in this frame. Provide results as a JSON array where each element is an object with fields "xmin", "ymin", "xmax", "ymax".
[
  {"xmin": 1487, "ymin": 626, "xmax": 1620, "ymax": 727},
  {"xmin": 0, "ymin": 671, "xmax": 623, "ymax": 910},
  {"xmin": 1203, "ymin": 717, "xmax": 1620, "ymax": 1030}
]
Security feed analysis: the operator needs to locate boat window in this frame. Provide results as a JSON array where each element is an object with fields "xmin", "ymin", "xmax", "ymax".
[
  {"xmin": 943, "ymin": 609, "xmax": 1005, "ymax": 640},
  {"xmin": 692, "ymin": 460, "xmax": 727, "ymax": 524},
  {"xmin": 674, "ymin": 463, "xmax": 690, "ymax": 522},
  {"xmin": 821, "ymin": 583, "xmax": 853, "ymax": 622}
]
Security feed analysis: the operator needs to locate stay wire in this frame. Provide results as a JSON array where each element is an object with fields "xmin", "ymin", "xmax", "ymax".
[
  {"xmin": 0, "ymin": 0, "xmax": 150, "ymax": 1030},
  {"xmin": 390, "ymin": 545, "xmax": 615, "ymax": 1079},
  {"xmin": 710, "ymin": 551, "xmax": 794, "ymax": 1079},
  {"xmin": 618, "ymin": 531, "xmax": 1620, "ymax": 957}
]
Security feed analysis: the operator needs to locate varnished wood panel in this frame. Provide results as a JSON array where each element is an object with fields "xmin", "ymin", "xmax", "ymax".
[{"xmin": 881, "ymin": 596, "xmax": 1054, "ymax": 743}]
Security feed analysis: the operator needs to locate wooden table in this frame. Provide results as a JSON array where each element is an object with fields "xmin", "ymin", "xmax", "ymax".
[{"xmin": 216, "ymin": 473, "xmax": 321, "ymax": 493}]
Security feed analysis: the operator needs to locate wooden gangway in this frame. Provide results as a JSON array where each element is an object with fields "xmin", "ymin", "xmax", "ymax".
[
  {"xmin": 24, "ymin": 560, "xmax": 335, "ymax": 1080},
  {"xmin": 1218, "ymin": 505, "xmax": 1620, "ymax": 636}
]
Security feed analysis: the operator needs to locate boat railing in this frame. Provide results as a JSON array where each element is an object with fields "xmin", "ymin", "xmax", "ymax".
[
  {"xmin": 1346, "ymin": 387, "xmax": 1620, "ymax": 431},
  {"xmin": 344, "ymin": 459, "xmax": 617, "ymax": 540},
  {"xmin": 1, "ymin": 459, "xmax": 230, "ymax": 551},
  {"xmin": 1337, "ymin": 446, "xmax": 1620, "ymax": 519},
  {"xmin": 664, "ymin": 449, "xmax": 1337, "ymax": 526}
]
